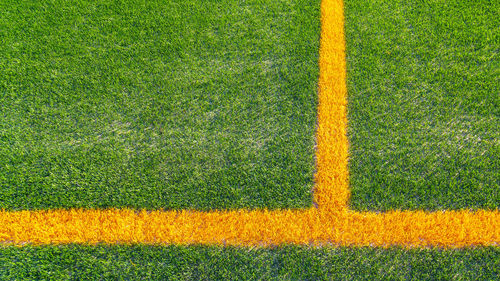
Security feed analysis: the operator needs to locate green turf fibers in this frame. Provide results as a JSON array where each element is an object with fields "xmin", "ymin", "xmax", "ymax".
[
  {"xmin": 1, "ymin": 245, "xmax": 499, "ymax": 280},
  {"xmin": 345, "ymin": 0, "xmax": 499, "ymax": 211},
  {"xmin": 0, "ymin": 0, "xmax": 320, "ymax": 210},
  {"xmin": 0, "ymin": 0, "xmax": 498, "ymax": 278}
]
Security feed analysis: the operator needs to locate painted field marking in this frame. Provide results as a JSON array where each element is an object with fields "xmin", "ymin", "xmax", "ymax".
[{"xmin": 0, "ymin": 0, "xmax": 498, "ymax": 247}]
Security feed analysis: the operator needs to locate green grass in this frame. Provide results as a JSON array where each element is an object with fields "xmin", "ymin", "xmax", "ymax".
[
  {"xmin": 346, "ymin": 0, "xmax": 499, "ymax": 211},
  {"xmin": 1, "ymin": 0, "xmax": 498, "ymax": 278},
  {"xmin": 0, "ymin": 0, "xmax": 320, "ymax": 210},
  {"xmin": 0, "ymin": 245, "xmax": 498, "ymax": 280}
]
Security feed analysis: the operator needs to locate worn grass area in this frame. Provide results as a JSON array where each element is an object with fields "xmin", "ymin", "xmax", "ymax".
[
  {"xmin": 0, "ymin": 0, "xmax": 320, "ymax": 210},
  {"xmin": 0, "ymin": 245, "xmax": 499, "ymax": 280},
  {"xmin": 346, "ymin": 0, "xmax": 499, "ymax": 211}
]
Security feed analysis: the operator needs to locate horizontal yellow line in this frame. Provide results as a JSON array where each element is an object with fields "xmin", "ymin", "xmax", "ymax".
[
  {"xmin": 1, "ymin": 0, "xmax": 498, "ymax": 247},
  {"xmin": 1, "ymin": 209, "xmax": 498, "ymax": 247}
]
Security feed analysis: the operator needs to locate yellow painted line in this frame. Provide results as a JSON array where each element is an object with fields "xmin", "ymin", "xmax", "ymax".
[
  {"xmin": 1, "ymin": 209, "xmax": 498, "ymax": 247},
  {"xmin": 1, "ymin": 0, "xmax": 498, "ymax": 247},
  {"xmin": 314, "ymin": 0, "xmax": 349, "ymax": 211}
]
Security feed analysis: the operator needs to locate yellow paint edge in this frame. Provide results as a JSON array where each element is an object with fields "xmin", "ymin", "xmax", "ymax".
[{"xmin": 0, "ymin": 0, "xmax": 498, "ymax": 247}]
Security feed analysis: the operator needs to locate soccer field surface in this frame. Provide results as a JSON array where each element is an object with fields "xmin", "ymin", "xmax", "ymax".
[{"xmin": 1, "ymin": 0, "xmax": 499, "ymax": 278}]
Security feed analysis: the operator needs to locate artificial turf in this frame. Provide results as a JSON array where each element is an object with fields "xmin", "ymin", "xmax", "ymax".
[
  {"xmin": 1, "ymin": 0, "xmax": 498, "ymax": 278},
  {"xmin": 345, "ymin": 0, "xmax": 500, "ymax": 211},
  {"xmin": 0, "ymin": 0, "xmax": 320, "ymax": 210},
  {"xmin": 1, "ymin": 245, "xmax": 499, "ymax": 280}
]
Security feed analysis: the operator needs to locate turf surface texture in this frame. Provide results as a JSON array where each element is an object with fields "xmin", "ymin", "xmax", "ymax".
[
  {"xmin": 0, "ymin": 0, "xmax": 498, "ymax": 279},
  {"xmin": 346, "ymin": 0, "xmax": 499, "ymax": 211},
  {"xmin": 1, "ymin": 245, "xmax": 499, "ymax": 280},
  {"xmin": 0, "ymin": 0, "xmax": 320, "ymax": 210}
]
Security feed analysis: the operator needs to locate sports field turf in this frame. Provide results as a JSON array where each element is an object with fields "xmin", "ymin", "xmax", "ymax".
[
  {"xmin": 0, "ymin": 0, "xmax": 320, "ymax": 210},
  {"xmin": 346, "ymin": 0, "xmax": 499, "ymax": 211},
  {"xmin": 1, "ymin": 245, "xmax": 499, "ymax": 280},
  {"xmin": 0, "ymin": 0, "xmax": 498, "ymax": 279}
]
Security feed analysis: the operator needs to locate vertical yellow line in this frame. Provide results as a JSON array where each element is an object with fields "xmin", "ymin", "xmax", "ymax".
[{"xmin": 314, "ymin": 0, "xmax": 350, "ymax": 211}]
